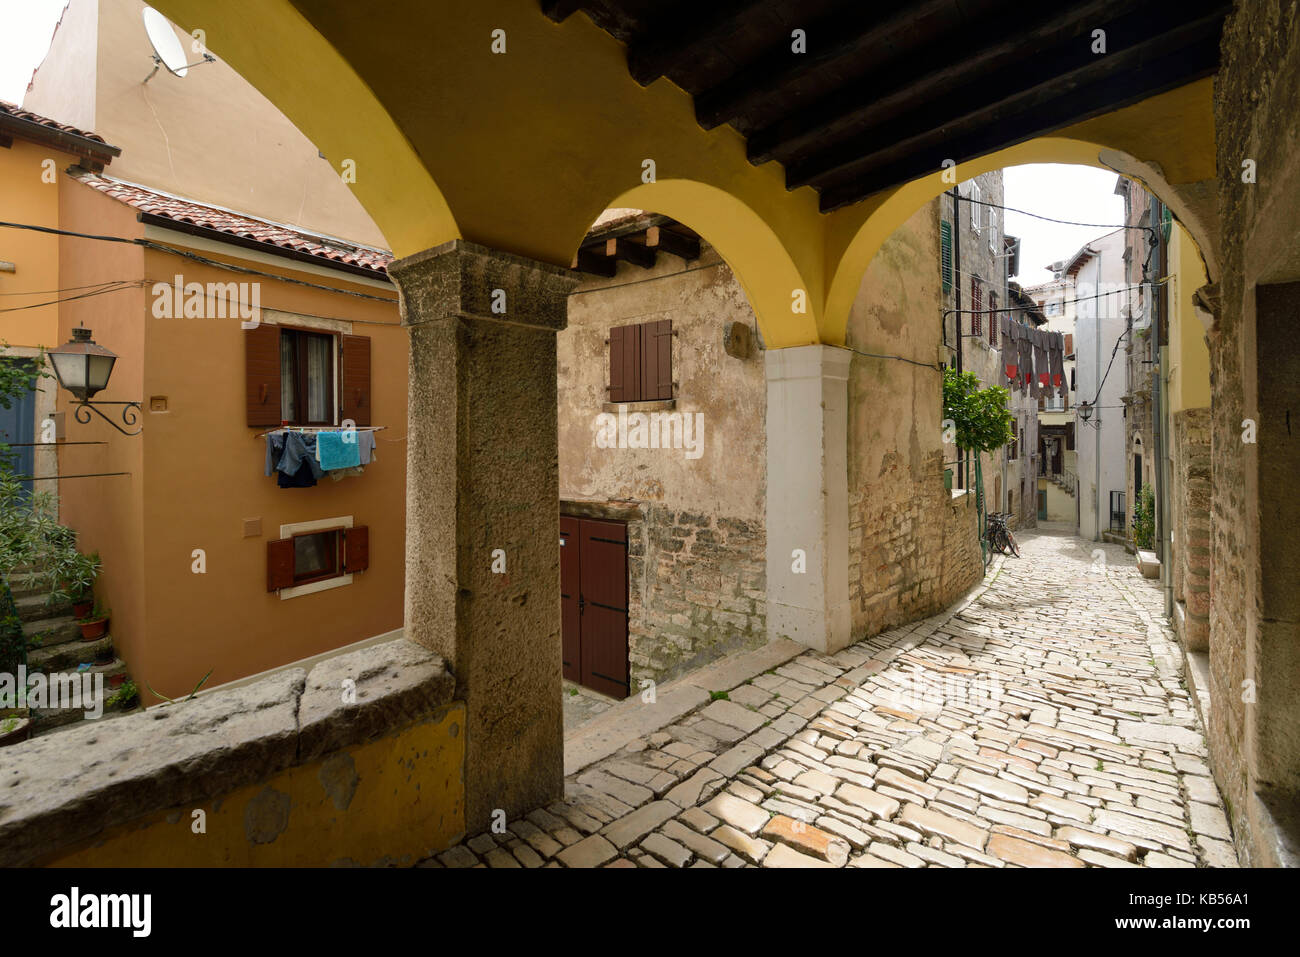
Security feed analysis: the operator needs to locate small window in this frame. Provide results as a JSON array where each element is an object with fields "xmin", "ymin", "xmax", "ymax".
[
  {"xmin": 970, "ymin": 278, "xmax": 982, "ymax": 337},
  {"xmin": 293, "ymin": 529, "xmax": 340, "ymax": 585},
  {"xmin": 267, "ymin": 523, "xmax": 369, "ymax": 594},
  {"xmin": 280, "ymin": 329, "xmax": 334, "ymax": 425},
  {"xmin": 971, "ymin": 184, "xmax": 982, "ymax": 231},
  {"xmin": 989, "ymin": 291, "xmax": 998, "ymax": 345},
  {"xmin": 608, "ymin": 319, "xmax": 672, "ymax": 403},
  {"xmin": 988, "ymin": 209, "xmax": 997, "ymax": 252}
]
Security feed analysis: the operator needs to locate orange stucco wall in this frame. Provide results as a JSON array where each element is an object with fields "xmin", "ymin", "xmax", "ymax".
[
  {"xmin": 57, "ymin": 177, "xmax": 407, "ymax": 701},
  {"xmin": 0, "ymin": 138, "xmax": 72, "ymax": 348}
]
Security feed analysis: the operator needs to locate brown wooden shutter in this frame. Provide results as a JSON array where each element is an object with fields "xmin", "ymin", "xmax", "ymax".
[
  {"xmin": 1066, "ymin": 423, "xmax": 1076, "ymax": 451},
  {"xmin": 267, "ymin": 538, "xmax": 294, "ymax": 591},
  {"xmin": 1064, "ymin": 333, "xmax": 1073, "ymax": 355},
  {"xmin": 339, "ymin": 334, "xmax": 372, "ymax": 426},
  {"xmin": 1038, "ymin": 393, "xmax": 1045, "ymax": 411},
  {"xmin": 246, "ymin": 324, "xmax": 282, "ymax": 426},
  {"xmin": 641, "ymin": 319, "xmax": 673, "ymax": 401},
  {"xmin": 343, "ymin": 526, "xmax": 369, "ymax": 574},
  {"xmin": 608, "ymin": 324, "xmax": 639, "ymax": 402}
]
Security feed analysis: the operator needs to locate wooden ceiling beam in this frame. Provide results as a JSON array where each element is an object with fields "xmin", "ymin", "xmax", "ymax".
[
  {"xmin": 693, "ymin": 0, "xmax": 952, "ymax": 131},
  {"xmin": 574, "ymin": 247, "xmax": 617, "ymax": 277},
  {"xmin": 646, "ymin": 225, "xmax": 701, "ymax": 261},
  {"xmin": 817, "ymin": 30, "xmax": 1223, "ymax": 212},
  {"xmin": 605, "ymin": 237, "xmax": 657, "ymax": 269},
  {"xmin": 793, "ymin": 10, "xmax": 1225, "ymax": 193},
  {"xmin": 747, "ymin": 0, "xmax": 1149, "ymax": 166},
  {"xmin": 625, "ymin": 0, "xmax": 770, "ymax": 87}
]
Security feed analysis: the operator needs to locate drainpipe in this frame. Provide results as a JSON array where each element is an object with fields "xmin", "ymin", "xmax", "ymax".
[
  {"xmin": 950, "ymin": 186, "xmax": 963, "ymax": 490},
  {"xmin": 1094, "ymin": 254, "xmax": 1103, "ymax": 542}
]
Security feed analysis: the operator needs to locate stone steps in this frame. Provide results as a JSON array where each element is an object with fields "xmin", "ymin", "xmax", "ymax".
[
  {"xmin": 22, "ymin": 614, "xmax": 82, "ymax": 646},
  {"xmin": 15, "ymin": 591, "xmax": 73, "ymax": 622},
  {"xmin": 26, "ymin": 631, "xmax": 114, "ymax": 672}
]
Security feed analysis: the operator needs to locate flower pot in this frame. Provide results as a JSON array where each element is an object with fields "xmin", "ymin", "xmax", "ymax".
[
  {"xmin": 0, "ymin": 717, "xmax": 31, "ymax": 748},
  {"xmin": 95, "ymin": 645, "xmax": 115, "ymax": 664},
  {"xmin": 108, "ymin": 673, "xmax": 125, "ymax": 689},
  {"xmin": 78, "ymin": 617, "xmax": 108, "ymax": 641},
  {"xmin": 72, "ymin": 599, "xmax": 94, "ymax": 619}
]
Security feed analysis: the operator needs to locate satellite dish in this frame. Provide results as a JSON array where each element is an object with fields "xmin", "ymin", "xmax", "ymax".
[{"xmin": 143, "ymin": 7, "xmax": 191, "ymax": 77}]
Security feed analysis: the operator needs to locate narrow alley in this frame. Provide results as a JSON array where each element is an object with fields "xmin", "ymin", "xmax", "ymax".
[{"xmin": 428, "ymin": 526, "xmax": 1234, "ymax": 869}]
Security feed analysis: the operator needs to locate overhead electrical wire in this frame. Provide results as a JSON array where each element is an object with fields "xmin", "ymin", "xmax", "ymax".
[{"xmin": 0, "ymin": 220, "xmax": 398, "ymax": 305}]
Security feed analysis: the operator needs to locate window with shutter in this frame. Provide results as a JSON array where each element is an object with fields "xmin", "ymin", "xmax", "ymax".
[
  {"xmin": 609, "ymin": 320, "xmax": 672, "ymax": 402},
  {"xmin": 940, "ymin": 220, "xmax": 953, "ymax": 294},
  {"xmin": 1064, "ymin": 333, "xmax": 1074, "ymax": 356},
  {"xmin": 1066, "ymin": 423, "xmax": 1076, "ymax": 450},
  {"xmin": 245, "ymin": 324, "xmax": 282, "ymax": 427},
  {"xmin": 971, "ymin": 183, "xmax": 982, "ymax": 231},
  {"xmin": 988, "ymin": 209, "xmax": 997, "ymax": 252},
  {"xmin": 338, "ymin": 334, "xmax": 372, "ymax": 426},
  {"xmin": 970, "ymin": 278, "xmax": 982, "ymax": 336},
  {"xmin": 989, "ymin": 292, "xmax": 998, "ymax": 345},
  {"xmin": 267, "ymin": 523, "xmax": 368, "ymax": 593}
]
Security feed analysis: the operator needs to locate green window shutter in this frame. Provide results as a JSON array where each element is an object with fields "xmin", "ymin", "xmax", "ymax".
[{"xmin": 940, "ymin": 219, "xmax": 953, "ymax": 294}]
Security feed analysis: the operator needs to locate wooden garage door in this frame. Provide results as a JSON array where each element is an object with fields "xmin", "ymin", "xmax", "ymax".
[{"xmin": 560, "ymin": 516, "xmax": 629, "ymax": 699}]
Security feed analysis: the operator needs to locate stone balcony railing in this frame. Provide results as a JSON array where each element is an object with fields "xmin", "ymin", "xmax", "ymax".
[{"xmin": 0, "ymin": 639, "xmax": 464, "ymax": 867}]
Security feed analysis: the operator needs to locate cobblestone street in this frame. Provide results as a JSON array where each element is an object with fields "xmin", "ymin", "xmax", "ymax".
[{"xmin": 425, "ymin": 527, "xmax": 1238, "ymax": 868}]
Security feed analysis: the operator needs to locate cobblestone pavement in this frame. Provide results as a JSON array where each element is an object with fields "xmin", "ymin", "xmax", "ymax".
[
  {"xmin": 563, "ymin": 681, "xmax": 616, "ymax": 733},
  {"xmin": 424, "ymin": 528, "xmax": 1239, "ymax": 868}
]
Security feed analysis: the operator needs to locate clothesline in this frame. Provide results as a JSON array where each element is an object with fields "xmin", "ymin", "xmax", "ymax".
[{"xmin": 254, "ymin": 425, "xmax": 388, "ymax": 439}]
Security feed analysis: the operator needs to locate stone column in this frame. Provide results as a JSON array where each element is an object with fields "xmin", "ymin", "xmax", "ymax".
[
  {"xmin": 765, "ymin": 344, "xmax": 852, "ymax": 654},
  {"xmin": 388, "ymin": 240, "xmax": 579, "ymax": 833}
]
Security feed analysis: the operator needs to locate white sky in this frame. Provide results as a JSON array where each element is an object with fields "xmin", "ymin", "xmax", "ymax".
[
  {"xmin": 0, "ymin": 0, "xmax": 69, "ymax": 105},
  {"xmin": 1003, "ymin": 163, "xmax": 1126, "ymax": 287}
]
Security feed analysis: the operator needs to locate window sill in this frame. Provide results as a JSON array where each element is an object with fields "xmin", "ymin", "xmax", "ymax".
[
  {"xmin": 280, "ymin": 573, "xmax": 353, "ymax": 601},
  {"xmin": 602, "ymin": 399, "xmax": 676, "ymax": 413}
]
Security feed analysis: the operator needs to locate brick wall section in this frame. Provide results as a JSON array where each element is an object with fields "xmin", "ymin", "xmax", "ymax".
[
  {"xmin": 626, "ymin": 505, "xmax": 767, "ymax": 690},
  {"xmin": 849, "ymin": 453, "xmax": 982, "ymax": 637},
  {"xmin": 845, "ymin": 200, "xmax": 985, "ymax": 643},
  {"xmin": 1171, "ymin": 408, "xmax": 1211, "ymax": 651}
]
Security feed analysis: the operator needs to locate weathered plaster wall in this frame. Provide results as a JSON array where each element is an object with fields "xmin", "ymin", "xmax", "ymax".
[
  {"xmin": 559, "ymin": 243, "xmax": 767, "ymax": 688},
  {"xmin": 846, "ymin": 201, "xmax": 982, "ymax": 638},
  {"xmin": 1171, "ymin": 407, "xmax": 1211, "ymax": 651},
  {"xmin": 1211, "ymin": 0, "xmax": 1300, "ymax": 867}
]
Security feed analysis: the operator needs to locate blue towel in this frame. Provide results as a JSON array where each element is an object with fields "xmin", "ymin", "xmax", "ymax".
[{"xmin": 318, "ymin": 430, "xmax": 361, "ymax": 470}]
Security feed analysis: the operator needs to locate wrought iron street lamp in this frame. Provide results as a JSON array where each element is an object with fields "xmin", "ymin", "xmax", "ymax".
[{"xmin": 47, "ymin": 327, "xmax": 142, "ymax": 436}]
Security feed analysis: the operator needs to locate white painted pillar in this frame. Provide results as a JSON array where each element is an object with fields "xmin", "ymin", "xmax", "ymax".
[{"xmin": 765, "ymin": 344, "xmax": 852, "ymax": 654}]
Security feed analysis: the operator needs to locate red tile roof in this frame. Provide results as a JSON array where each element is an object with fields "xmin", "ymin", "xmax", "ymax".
[
  {"xmin": 0, "ymin": 99, "xmax": 111, "ymax": 145},
  {"xmin": 72, "ymin": 171, "xmax": 393, "ymax": 275}
]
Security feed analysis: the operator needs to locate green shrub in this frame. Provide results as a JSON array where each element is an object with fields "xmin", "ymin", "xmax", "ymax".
[{"xmin": 1133, "ymin": 484, "xmax": 1156, "ymax": 549}]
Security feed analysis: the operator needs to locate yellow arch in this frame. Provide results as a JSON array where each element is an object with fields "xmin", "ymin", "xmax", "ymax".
[
  {"xmin": 597, "ymin": 179, "xmax": 820, "ymax": 347},
  {"xmin": 151, "ymin": 0, "xmax": 460, "ymax": 256},
  {"xmin": 823, "ymin": 79, "xmax": 1219, "ymax": 346}
]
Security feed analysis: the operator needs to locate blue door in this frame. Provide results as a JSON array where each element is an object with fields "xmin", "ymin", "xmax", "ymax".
[{"xmin": 0, "ymin": 360, "xmax": 37, "ymax": 497}]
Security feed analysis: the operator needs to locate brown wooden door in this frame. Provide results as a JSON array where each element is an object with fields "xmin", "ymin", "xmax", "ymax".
[
  {"xmin": 559, "ymin": 516, "xmax": 629, "ymax": 699},
  {"xmin": 560, "ymin": 516, "xmax": 581, "ymax": 683}
]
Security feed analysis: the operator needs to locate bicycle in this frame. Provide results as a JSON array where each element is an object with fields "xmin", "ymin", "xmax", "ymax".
[{"xmin": 983, "ymin": 512, "xmax": 1020, "ymax": 559}]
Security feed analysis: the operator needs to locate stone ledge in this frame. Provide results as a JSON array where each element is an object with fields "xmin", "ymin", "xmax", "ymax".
[{"xmin": 0, "ymin": 638, "xmax": 454, "ymax": 866}]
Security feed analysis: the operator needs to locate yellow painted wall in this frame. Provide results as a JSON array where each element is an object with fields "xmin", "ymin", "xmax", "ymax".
[
  {"xmin": 40, "ymin": 704, "xmax": 465, "ymax": 866},
  {"xmin": 57, "ymin": 179, "xmax": 408, "ymax": 702},
  {"xmin": 0, "ymin": 138, "xmax": 74, "ymax": 348},
  {"xmin": 148, "ymin": 1, "xmax": 1218, "ymax": 354},
  {"xmin": 1167, "ymin": 222, "xmax": 1212, "ymax": 413}
]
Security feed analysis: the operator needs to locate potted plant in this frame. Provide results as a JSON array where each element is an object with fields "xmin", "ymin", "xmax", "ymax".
[
  {"xmin": 48, "ymin": 549, "xmax": 99, "ymax": 616},
  {"xmin": 107, "ymin": 679, "xmax": 137, "ymax": 711},
  {"xmin": 0, "ymin": 714, "xmax": 31, "ymax": 748},
  {"xmin": 77, "ymin": 602, "xmax": 110, "ymax": 641}
]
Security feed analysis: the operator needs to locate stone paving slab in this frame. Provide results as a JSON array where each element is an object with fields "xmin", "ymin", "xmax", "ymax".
[{"xmin": 426, "ymin": 529, "xmax": 1242, "ymax": 868}]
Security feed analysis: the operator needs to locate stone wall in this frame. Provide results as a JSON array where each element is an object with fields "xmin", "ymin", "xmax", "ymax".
[
  {"xmin": 1210, "ymin": 0, "xmax": 1300, "ymax": 867},
  {"xmin": 0, "ymin": 639, "xmax": 464, "ymax": 866},
  {"xmin": 846, "ymin": 199, "xmax": 984, "ymax": 640},
  {"xmin": 1171, "ymin": 407, "xmax": 1211, "ymax": 651},
  {"xmin": 559, "ymin": 238, "xmax": 768, "ymax": 691}
]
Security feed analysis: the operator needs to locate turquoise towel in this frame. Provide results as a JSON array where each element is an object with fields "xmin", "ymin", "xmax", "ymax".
[{"xmin": 318, "ymin": 430, "xmax": 362, "ymax": 470}]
